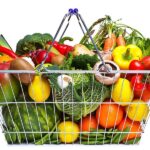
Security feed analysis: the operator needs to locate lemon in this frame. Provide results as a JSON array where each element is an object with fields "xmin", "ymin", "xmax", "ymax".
[
  {"xmin": 28, "ymin": 75, "xmax": 50, "ymax": 102},
  {"xmin": 112, "ymin": 78, "xmax": 134, "ymax": 106},
  {"xmin": 58, "ymin": 121, "xmax": 79, "ymax": 143},
  {"xmin": 126, "ymin": 100, "xmax": 149, "ymax": 121}
]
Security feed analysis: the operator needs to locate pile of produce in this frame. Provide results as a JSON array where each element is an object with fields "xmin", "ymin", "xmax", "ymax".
[{"xmin": 0, "ymin": 15, "xmax": 150, "ymax": 145}]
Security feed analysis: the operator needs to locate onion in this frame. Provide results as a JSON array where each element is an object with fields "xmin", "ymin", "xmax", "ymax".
[{"xmin": 93, "ymin": 60, "xmax": 120, "ymax": 85}]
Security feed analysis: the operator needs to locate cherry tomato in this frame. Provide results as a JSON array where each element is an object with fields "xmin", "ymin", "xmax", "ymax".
[
  {"xmin": 129, "ymin": 60, "xmax": 144, "ymax": 70},
  {"xmin": 130, "ymin": 75, "xmax": 146, "ymax": 98},
  {"xmin": 80, "ymin": 115, "xmax": 98, "ymax": 132},
  {"xmin": 141, "ymin": 56, "xmax": 150, "ymax": 70}
]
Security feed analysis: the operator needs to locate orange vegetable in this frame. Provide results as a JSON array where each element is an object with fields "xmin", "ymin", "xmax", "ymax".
[
  {"xmin": 0, "ymin": 53, "xmax": 13, "ymax": 63},
  {"xmin": 116, "ymin": 35, "xmax": 126, "ymax": 46},
  {"xmin": 103, "ymin": 33, "xmax": 116, "ymax": 51},
  {"xmin": 117, "ymin": 118, "xmax": 142, "ymax": 141}
]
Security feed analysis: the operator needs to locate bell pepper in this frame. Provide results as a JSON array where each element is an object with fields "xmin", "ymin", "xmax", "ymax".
[
  {"xmin": 47, "ymin": 41, "xmax": 73, "ymax": 56},
  {"xmin": 112, "ymin": 44, "xmax": 142, "ymax": 70},
  {"xmin": 0, "ymin": 45, "xmax": 18, "ymax": 58}
]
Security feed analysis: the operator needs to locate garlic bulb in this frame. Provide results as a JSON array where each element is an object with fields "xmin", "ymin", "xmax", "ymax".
[{"xmin": 57, "ymin": 75, "xmax": 73, "ymax": 89}]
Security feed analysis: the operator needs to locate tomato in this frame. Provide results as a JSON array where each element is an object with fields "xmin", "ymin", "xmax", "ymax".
[
  {"xmin": 96, "ymin": 100, "xmax": 124, "ymax": 128},
  {"xmin": 117, "ymin": 118, "xmax": 142, "ymax": 141},
  {"xmin": 141, "ymin": 84, "xmax": 150, "ymax": 102},
  {"xmin": 130, "ymin": 75, "xmax": 146, "ymax": 98},
  {"xmin": 129, "ymin": 60, "xmax": 144, "ymax": 70},
  {"xmin": 80, "ymin": 115, "xmax": 98, "ymax": 132},
  {"xmin": 141, "ymin": 56, "xmax": 150, "ymax": 70}
]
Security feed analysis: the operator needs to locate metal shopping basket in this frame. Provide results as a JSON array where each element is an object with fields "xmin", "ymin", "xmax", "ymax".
[{"xmin": 0, "ymin": 9, "xmax": 150, "ymax": 145}]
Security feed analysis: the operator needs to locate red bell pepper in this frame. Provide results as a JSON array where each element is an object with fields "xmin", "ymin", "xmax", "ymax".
[
  {"xmin": 47, "ymin": 41, "xmax": 73, "ymax": 56},
  {"xmin": 0, "ymin": 45, "xmax": 18, "ymax": 58}
]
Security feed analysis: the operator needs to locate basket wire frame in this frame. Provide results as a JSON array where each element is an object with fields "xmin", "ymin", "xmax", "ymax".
[
  {"xmin": 0, "ymin": 9, "xmax": 149, "ymax": 145},
  {"xmin": 0, "ymin": 71, "xmax": 149, "ymax": 145}
]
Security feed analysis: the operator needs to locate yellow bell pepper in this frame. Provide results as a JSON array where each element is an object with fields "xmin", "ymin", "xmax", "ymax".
[{"xmin": 112, "ymin": 44, "xmax": 142, "ymax": 70}]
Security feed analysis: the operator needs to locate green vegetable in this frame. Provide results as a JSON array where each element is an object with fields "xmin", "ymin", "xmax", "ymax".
[
  {"xmin": 16, "ymin": 33, "xmax": 53, "ymax": 55},
  {"xmin": 0, "ymin": 34, "xmax": 12, "ymax": 49},
  {"xmin": 143, "ymin": 38, "xmax": 150, "ymax": 57},
  {"xmin": 123, "ymin": 137, "xmax": 141, "ymax": 144},
  {"xmin": 2, "ymin": 103, "xmax": 60, "ymax": 144},
  {"xmin": 72, "ymin": 54, "xmax": 99, "ymax": 69},
  {"xmin": 46, "ymin": 72, "xmax": 110, "ymax": 120},
  {"xmin": 59, "ymin": 36, "xmax": 73, "ymax": 44}
]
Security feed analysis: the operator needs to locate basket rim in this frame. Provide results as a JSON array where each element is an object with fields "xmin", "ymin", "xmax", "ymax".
[{"xmin": 0, "ymin": 70, "xmax": 150, "ymax": 74}]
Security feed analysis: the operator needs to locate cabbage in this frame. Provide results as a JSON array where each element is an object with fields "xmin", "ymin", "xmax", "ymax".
[{"xmin": 48, "ymin": 73, "xmax": 110, "ymax": 120}]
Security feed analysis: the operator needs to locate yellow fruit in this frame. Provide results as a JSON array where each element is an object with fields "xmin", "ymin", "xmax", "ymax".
[
  {"xmin": 28, "ymin": 75, "xmax": 50, "ymax": 102},
  {"xmin": 126, "ymin": 100, "xmax": 149, "ymax": 121},
  {"xmin": 58, "ymin": 121, "xmax": 79, "ymax": 143},
  {"xmin": 112, "ymin": 78, "xmax": 133, "ymax": 106}
]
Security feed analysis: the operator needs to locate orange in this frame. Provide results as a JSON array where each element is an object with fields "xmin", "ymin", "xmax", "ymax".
[
  {"xmin": 117, "ymin": 118, "xmax": 142, "ymax": 141},
  {"xmin": 96, "ymin": 101, "xmax": 124, "ymax": 128},
  {"xmin": 80, "ymin": 115, "xmax": 98, "ymax": 132}
]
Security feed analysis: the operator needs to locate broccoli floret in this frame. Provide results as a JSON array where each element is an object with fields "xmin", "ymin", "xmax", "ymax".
[
  {"xmin": 16, "ymin": 33, "xmax": 53, "ymax": 55},
  {"xmin": 71, "ymin": 54, "xmax": 99, "ymax": 70}
]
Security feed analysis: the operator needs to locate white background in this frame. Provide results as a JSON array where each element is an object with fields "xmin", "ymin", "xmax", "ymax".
[{"xmin": 0, "ymin": 0, "xmax": 150, "ymax": 149}]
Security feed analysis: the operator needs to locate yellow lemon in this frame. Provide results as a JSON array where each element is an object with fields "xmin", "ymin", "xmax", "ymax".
[
  {"xmin": 28, "ymin": 75, "xmax": 50, "ymax": 102},
  {"xmin": 58, "ymin": 121, "xmax": 79, "ymax": 143},
  {"xmin": 126, "ymin": 100, "xmax": 149, "ymax": 121},
  {"xmin": 112, "ymin": 78, "xmax": 133, "ymax": 106}
]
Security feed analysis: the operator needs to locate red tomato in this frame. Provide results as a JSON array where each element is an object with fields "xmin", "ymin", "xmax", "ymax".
[
  {"xmin": 131, "ymin": 75, "xmax": 146, "ymax": 98},
  {"xmin": 80, "ymin": 115, "xmax": 98, "ymax": 132},
  {"xmin": 142, "ymin": 84, "xmax": 150, "ymax": 102},
  {"xmin": 141, "ymin": 56, "xmax": 150, "ymax": 70},
  {"xmin": 129, "ymin": 60, "xmax": 144, "ymax": 70}
]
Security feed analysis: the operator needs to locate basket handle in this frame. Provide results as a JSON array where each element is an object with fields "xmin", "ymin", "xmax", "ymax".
[{"xmin": 38, "ymin": 9, "xmax": 109, "ymax": 72}]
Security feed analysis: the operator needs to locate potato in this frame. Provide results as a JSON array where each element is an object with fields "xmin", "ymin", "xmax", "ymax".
[{"xmin": 10, "ymin": 58, "xmax": 35, "ymax": 84}]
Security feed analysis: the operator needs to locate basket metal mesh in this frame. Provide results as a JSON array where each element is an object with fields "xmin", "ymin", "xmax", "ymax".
[{"xmin": 0, "ymin": 70, "xmax": 149, "ymax": 145}]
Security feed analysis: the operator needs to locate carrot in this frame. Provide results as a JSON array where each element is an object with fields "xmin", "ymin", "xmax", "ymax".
[
  {"xmin": 103, "ymin": 33, "xmax": 116, "ymax": 51},
  {"xmin": 116, "ymin": 35, "xmax": 126, "ymax": 46},
  {"xmin": 111, "ymin": 33, "xmax": 116, "ymax": 47}
]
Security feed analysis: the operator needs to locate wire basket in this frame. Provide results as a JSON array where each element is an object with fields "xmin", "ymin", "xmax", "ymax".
[
  {"xmin": 0, "ymin": 9, "xmax": 150, "ymax": 145},
  {"xmin": 0, "ymin": 70, "xmax": 149, "ymax": 145}
]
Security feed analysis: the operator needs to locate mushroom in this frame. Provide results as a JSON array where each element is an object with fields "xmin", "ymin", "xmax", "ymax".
[
  {"xmin": 57, "ymin": 75, "xmax": 73, "ymax": 89},
  {"xmin": 93, "ymin": 60, "xmax": 120, "ymax": 85}
]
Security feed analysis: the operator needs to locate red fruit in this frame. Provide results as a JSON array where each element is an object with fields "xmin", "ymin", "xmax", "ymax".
[
  {"xmin": 131, "ymin": 75, "xmax": 146, "ymax": 98},
  {"xmin": 96, "ymin": 101, "xmax": 124, "ymax": 128},
  {"xmin": 141, "ymin": 56, "xmax": 150, "ymax": 70},
  {"xmin": 80, "ymin": 115, "xmax": 98, "ymax": 132},
  {"xmin": 141, "ymin": 84, "xmax": 150, "ymax": 102},
  {"xmin": 129, "ymin": 60, "xmax": 144, "ymax": 70}
]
